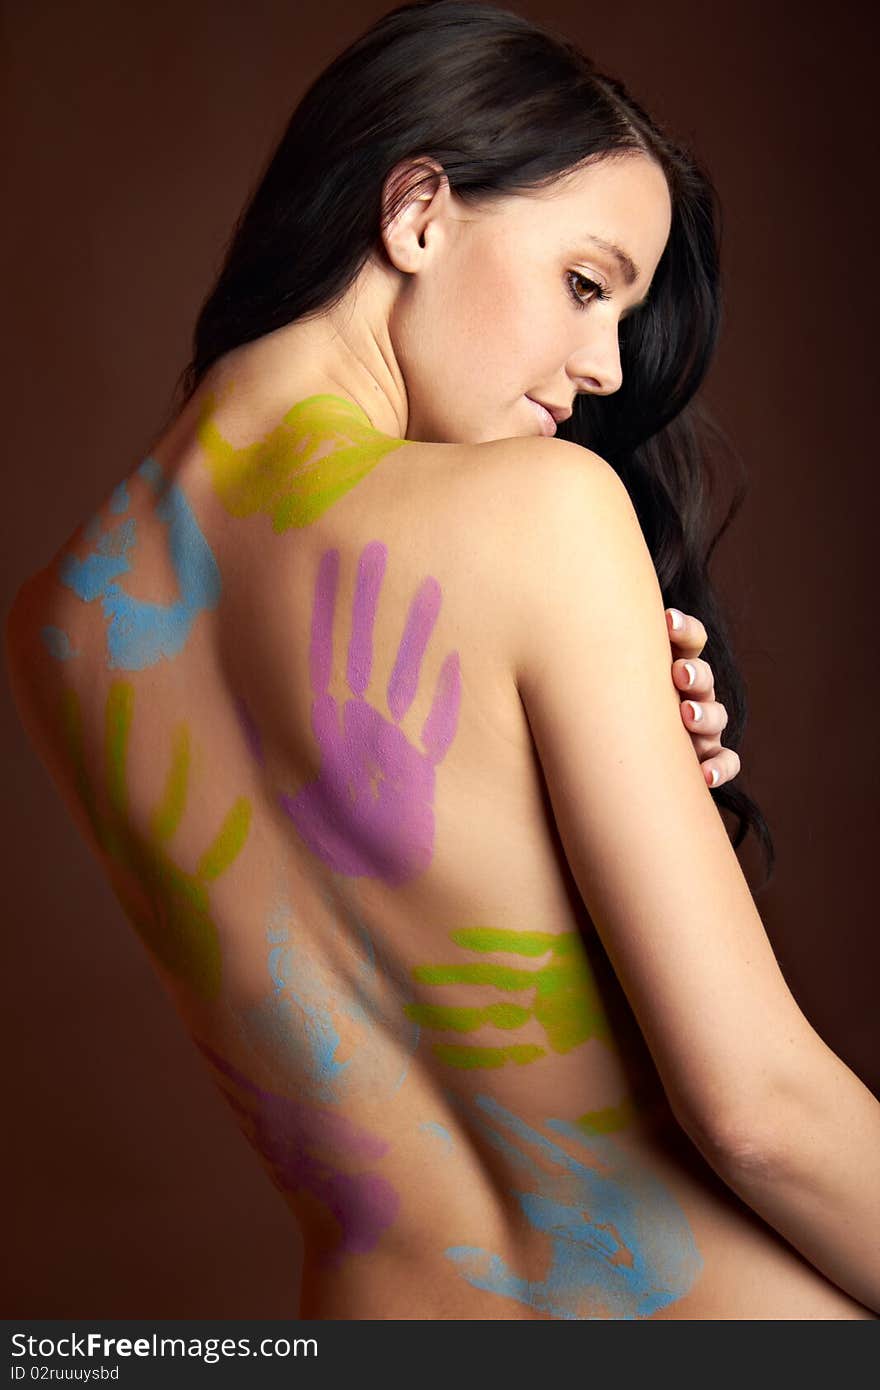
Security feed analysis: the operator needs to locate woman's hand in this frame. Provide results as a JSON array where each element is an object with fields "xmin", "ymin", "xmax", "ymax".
[{"xmin": 665, "ymin": 607, "xmax": 741, "ymax": 790}]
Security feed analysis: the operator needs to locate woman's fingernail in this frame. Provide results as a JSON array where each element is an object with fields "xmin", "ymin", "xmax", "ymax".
[
  {"xmin": 668, "ymin": 608, "xmax": 684, "ymax": 631},
  {"xmin": 709, "ymin": 767, "xmax": 720, "ymax": 787},
  {"xmin": 683, "ymin": 662, "xmax": 696, "ymax": 687},
  {"xmin": 686, "ymin": 701, "xmax": 702, "ymax": 722}
]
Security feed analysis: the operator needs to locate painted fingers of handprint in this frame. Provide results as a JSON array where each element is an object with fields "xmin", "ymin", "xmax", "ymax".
[
  {"xmin": 61, "ymin": 679, "xmax": 251, "ymax": 1001},
  {"xmin": 347, "ymin": 539, "xmax": 462, "ymax": 759},
  {"xmin": 408, "ymin": 927, "xmax": 611, "ymax": 1071},
  {"xmin": 345, "ymin": 537, "xmax": 385, "ymax": 696},
  {"xmin": 281, "ymin": 540, "xmax": 461, "ymax": 883}
]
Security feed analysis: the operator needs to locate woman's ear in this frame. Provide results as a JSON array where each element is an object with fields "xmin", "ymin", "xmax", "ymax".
[{"xmin": 380, "ymin": 157, "xmax": 448, "ymax": 272}]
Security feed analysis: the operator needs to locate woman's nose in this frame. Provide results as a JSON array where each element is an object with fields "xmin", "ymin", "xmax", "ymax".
[{"xmin": 568, "ymin": 334, "xmax": 624, "ymax": 397}]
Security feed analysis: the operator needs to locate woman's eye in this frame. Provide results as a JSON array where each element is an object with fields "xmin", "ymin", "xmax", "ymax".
[{"xmin": 566, "ymin": 270, "xmax": 611, "ymax": 311}]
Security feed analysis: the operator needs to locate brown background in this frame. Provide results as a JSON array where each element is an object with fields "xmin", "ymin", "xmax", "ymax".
[{"xmin": 2, "ymin": 0, "xmax": 877, "ymax": 1316}]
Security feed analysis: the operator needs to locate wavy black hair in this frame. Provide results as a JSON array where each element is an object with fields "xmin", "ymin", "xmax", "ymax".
[{"xmin": 171, "ymin": 0, "xmax": 775, "ymax": 889}]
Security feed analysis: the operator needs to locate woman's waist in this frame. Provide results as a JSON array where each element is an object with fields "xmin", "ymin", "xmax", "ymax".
[
  {"xmin": 188, "ymin": 1016, "xmax": 875, "ymax": 1320},
  {"xmin": 290, "ymin": 1099, "xmax": 876, "ymax": 1321}
]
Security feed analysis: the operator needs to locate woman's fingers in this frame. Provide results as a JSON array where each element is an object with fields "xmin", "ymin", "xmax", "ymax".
[
  {"xmin": 665, "ymin": 608, "xmax": 708, "ymax": 656},
  {"xmin": 672, "ymin": 655, "xmax": 715, "ymax": 700},
  {"xmin": 699, "ymin": 746, "xmax": 742, "ymax": 790},
  {"xmin": 673, "ymin": 659, "xmax": 729, "ymax": 738},
  {"xmin": 680, "ymin": 698, "xmax": 728, "ymax": 737},
  {"xmin": 671, "ymin": 654, "xmax": 740, "ymax": 786},
  {"xmin": 665, "ymin": 611, "xmax": 741, "ymax": 789}
]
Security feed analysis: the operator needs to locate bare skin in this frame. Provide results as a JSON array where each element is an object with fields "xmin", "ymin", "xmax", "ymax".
[
  {"xmin": 5, "ymin": 380, "xmax": 873, "ymax": 1319},
  {"xmin": 6, "ymin": 156, "xmax": 873, "ymax": 1317}
]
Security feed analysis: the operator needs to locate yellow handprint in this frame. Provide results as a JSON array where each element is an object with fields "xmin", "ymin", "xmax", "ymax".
[
  {"xmin": 198, "ymin": 389, "xmax": 408, "ymax": 531},
  {"xmin": 59, "ymin": 678, "xmax": 251, "ymax": 1000}
]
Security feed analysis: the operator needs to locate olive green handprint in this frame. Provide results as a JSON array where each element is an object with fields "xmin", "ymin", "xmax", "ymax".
[{"xmin": 60, "ymin": 679, "xmax": 251, "ymax": 1000}]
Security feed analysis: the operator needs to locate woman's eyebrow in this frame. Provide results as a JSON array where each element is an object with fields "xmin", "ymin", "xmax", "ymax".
[{"xmin": 584, "ymin": 233, "xmax": 641, "ymax": 287}]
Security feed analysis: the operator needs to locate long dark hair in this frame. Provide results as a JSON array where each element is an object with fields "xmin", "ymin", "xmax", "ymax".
[{"xmin": 172, "ymin": 0, "xmax": 775, "ymax": 889}]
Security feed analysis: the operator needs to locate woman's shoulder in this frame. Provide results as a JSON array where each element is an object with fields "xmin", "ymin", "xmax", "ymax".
[
  {"xmin": 432, "ymin": 433, "xmax": 626, "ymax": 614},
  {"xmin": 413, "ymin": 432, "xmax": 615, "ymax": 543}
]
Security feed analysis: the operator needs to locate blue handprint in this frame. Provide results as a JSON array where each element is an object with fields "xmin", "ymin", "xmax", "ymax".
[
  {"xmin": 444, "ymin": 1093, "xmax": 703, "ymax": 1319},
  {"xmin": 234, "ymin": 870, "xmax": 421, "ymax": 1106},
  {"xmin": 48, "ymin": 456, "xmax": 221, "ymax": 669}
]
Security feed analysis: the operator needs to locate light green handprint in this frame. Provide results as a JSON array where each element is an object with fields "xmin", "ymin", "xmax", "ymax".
[
  {"xmin": 59, "ymin": 679, "xmax": 251, "ymax": 1000},
  {"xmin": 407, "ymin": 927, "xmax": 611, "ymax": 1068}
]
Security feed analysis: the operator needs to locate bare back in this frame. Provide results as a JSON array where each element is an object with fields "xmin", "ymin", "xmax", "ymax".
[{"xmin": 7, "ymin": 387, "xmax": 873, "ymax": 1319}]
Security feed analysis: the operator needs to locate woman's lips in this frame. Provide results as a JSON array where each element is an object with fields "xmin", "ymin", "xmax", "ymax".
[{"xmin": 525, "ymin": 396, "xmax": 557, "ymax": 436}]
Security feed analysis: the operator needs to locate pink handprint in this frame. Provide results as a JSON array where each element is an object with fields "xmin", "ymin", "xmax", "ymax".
[
  {"xmin": 280, "ymin": 540, "xmax": 461, "ymax": 884},
  {"xmin": 193, "ymin": 1036, "xmax": 399, "ymax": 1270}
]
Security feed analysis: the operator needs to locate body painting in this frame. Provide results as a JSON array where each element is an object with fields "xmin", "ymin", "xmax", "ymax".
[
  {"xmin": 193, "ymin": 1037, "xmax": 400, "ymax": 1270},
  {"xmin": 444, "ymin": 1092, "xmax": 703, "ymax": 1319},
  {"xmin": 577, "ymin": 1098, "xmax": 639, "ymax": 1134},
  {"xmin": 408, "ymin": 926, "xmax": 611, "ymax": 1069},
  {"xmin": 235, "ymin": 872, "xmax": 420, "ymax": 1104},
  {"xmin": 59, "ymin": 679, "xmax": 250, "ymax": 1000},
  {"xmin": 197, "ymin": 391, "xmax": 407, "ymax": 531},
  {"xmin": 280, "ymin": 540, "xmax": 461, "ymax": 882},
  {"xmin": 53, "ymin": 457, "xmax": 221, "ymax": 669},
  {"xmin": 40, "ymin": 626, "xmax": 79, "ymax": 661},
  {"xmin": 419, "ymin": 1120, "xmax": 455, "ymax": 1150}
]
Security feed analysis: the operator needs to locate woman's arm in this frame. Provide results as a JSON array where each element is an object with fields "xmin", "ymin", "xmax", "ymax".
[
  {"xmin": 506, "ymin": 436, "xmax": 880, "ymax": 1312},
  {"xmin": 707, "ymin": 1028, "xmax": 880, "ymax": 1314}
]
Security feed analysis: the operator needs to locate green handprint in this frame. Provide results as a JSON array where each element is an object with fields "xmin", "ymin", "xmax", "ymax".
[
  {"xmin": 198, "ymin": 390, "xmax": 408, "ymax": 530},
  {"xmin": 60, "ymin": 679, "xmax": 251, "ymax": 1000},
  {"xmin": 407, "ymin": 926, "xmax": 611, "ymax": 1068}
]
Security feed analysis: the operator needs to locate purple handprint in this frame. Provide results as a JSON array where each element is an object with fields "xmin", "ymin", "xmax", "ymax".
[
  {"xmin": 193, "ymin": 1037, "xmax": 399, "ymax": 1270},
  {"xmin": 281, "ymin": 540, "xmax": 461, "ymax": 884}
]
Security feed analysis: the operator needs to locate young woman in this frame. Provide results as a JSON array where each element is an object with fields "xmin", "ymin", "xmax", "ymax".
[{"xmin": 5, "ymin": 1, "xmax": 878, "ymax": 1319}]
